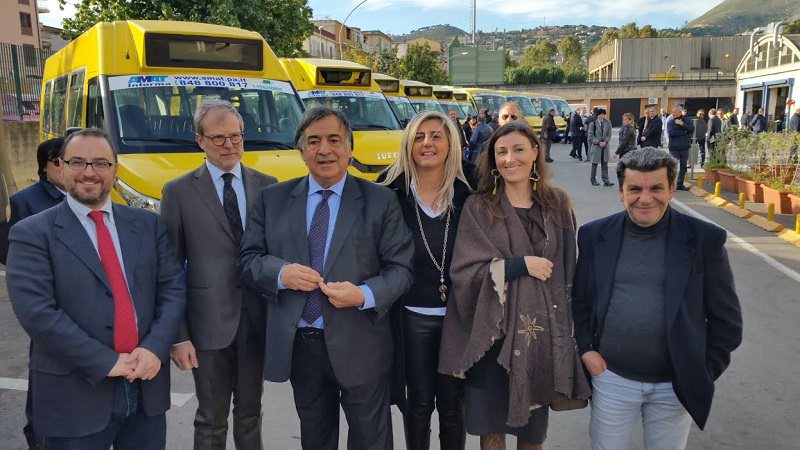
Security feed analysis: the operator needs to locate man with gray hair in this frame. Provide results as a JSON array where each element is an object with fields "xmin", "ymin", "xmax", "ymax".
[
  {"xmin": 161, "ymin": 99, "xmax": 277, "ymax": 449},
  {"xmin": 573, "ymin": 147, "xmax": 742, "ymax": 449},
  {"xmin": 239, "ymin": 107, "xmax": 413, "ymax": 449}
]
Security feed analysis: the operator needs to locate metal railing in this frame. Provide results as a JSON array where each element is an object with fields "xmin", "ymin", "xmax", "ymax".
[{"xmin": 0, "ymin": 42, "xmax": 54, "ymax": 122}]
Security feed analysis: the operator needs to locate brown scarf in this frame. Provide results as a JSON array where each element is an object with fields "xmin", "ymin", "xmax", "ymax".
[{"xmin": 439, "ymin": 191, "xmax": 590, "ymax": 427}]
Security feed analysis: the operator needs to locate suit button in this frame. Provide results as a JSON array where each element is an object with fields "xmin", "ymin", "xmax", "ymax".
[{"xmin": 105, "ymin": 325, "xmax": 112, "ymax": 330}]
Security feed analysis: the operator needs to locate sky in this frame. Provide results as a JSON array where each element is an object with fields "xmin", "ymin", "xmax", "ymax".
[{"xmin": 39, "ymin": 0, "xmax": 726, "ymax": 33}]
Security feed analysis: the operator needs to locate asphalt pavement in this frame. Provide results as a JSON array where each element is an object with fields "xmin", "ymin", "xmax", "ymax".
[{"xmin": 1, "ymin": 136, "xmax": 799, "ymax": 449}]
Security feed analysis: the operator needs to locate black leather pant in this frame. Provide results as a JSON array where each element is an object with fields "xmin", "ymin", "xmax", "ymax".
[{"xmin": 402, "ymin": 310, "xmax": 465, "ymax": 450}]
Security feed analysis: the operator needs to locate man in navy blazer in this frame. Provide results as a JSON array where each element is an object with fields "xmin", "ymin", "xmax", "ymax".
[
  {"xmin": 573, "ymin": 147, "xmax": 742, "ymax": 449},
  {"xmin": 239, "ymin": 108, "xmax": 413, "ymax": 450},
  {"xmin": 6, "ymin": 129, "xmax": 186, "ymax": 449},
  {"xmin": 0, "ymin": 137, "xmax": 66, "ymax": 266}
]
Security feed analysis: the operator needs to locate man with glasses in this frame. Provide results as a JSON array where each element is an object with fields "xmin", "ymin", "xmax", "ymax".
[
  {"xmin": 497, "ymin": 101, "xmax": 525, "ymax": 127},
  {"xmin": 6, "ymin": 128, "xmax": 186, "ymax": 449},
  {"xmin": 161, "ymin": 99, "xmax": 277, "ymax": 450}
]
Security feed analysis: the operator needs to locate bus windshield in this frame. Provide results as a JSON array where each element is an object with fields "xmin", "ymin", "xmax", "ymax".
[
  {"xmin": 506, "ymin": 96, "xmax": 537, "ymax": 117},
  {"xmin": 299, "ymin": 90, "xmax": 401, "ymax": 131},
  {"xmin": 459, "ymin": 102, "xmax": 478, "ymax": 117},
  {"xmin": 387, "ymin": 96, "xmax": 416, "ymax": 124},
  {"xmin": 473, "ymin": 94, "xmax": 506, "ymax": 114},
  {"xmin": 439, "ymin": 101, "xmax": 467, "ymax": 120},
  {"xmin": 411, "ymin": 99, "xmax": 445, "ymax": 114},
  {"xmin": 551, "ymin": 98, "xmax": 572, "ymax": 117},
  {"xmin": 108, "ymin": 75, "xmax": 302, "ymax": 154}
]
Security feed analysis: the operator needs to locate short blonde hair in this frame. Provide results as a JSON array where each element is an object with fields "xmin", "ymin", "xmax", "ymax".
[{"xmin": 380, "ymin": 111, "xmax": 470, "ymax": 211}]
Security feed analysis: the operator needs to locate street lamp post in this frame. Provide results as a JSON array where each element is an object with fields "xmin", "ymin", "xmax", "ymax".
[
  {"xmin": 338, "ymin": 0, "xmax": 369, "ymax": 60},
  {"xmin": 662, "ymin": 64, "xmax": 677, "ymax": 111},
  {"xmin": 442, "ymin": 51, "xmax": 469, "ymax": 71}
]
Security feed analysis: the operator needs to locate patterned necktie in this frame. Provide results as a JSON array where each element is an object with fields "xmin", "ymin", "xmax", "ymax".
[
  {"xmin": 88, "ymin": 211, "xmax": 138, "ymax": 353},
  {"xmin": 222, "ymin": 173, "xmax": 243, "ymax": 245},
  {"xmin": 302, "ymin": 189, "xmax": 333, "ymax": 324}
]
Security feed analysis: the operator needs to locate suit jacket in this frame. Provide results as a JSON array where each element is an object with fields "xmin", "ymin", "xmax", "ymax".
[
  {"xmin": 572, "ymin": 209, "xmax": 742, "ymax": 429},
  {"xmin": 161, "ymin": 163, "xmax": 277, "ymax": 350},
  {"xmin": 639, "ymin": 115, "xmax": 663, "ymax": 147},
  {"xmin": 750, "ymin": 113, "xmax": 767, "ymax": 133},
  {"xmin": 667, "ymin": 116, "xmax": 695, "ymax": 151},
  {"xmin": 0, "ymin": 179, "xmax": 64, "ymax": 264},
  {"xmin": 238, "ymin": 174, "xmax": 414, "ymax": 388},
  {"xmin": 570, "ymin": 113, "xmax": 586, "ymax": 136},
  {"xmin": 588, "ymin": 120, "xmax": 612, "ymax": 164},
  {"xmin": 6, "ymin": 201, "xmax": 186, "ymax": 437},
  {"xmin": 707, "ymin": 116, "xmax": 722, "ymax": 141}
]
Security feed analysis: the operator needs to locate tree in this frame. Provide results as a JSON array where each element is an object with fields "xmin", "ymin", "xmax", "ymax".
[
  {"xmin": 59, "ymin": 0, "xmax": 314, "ymax": 56},
  {"xmin": 519, "ymin": 38, "xmax": 557, "ymax": 68},
  {"xmin": 399, "ymin": 43, "xmax": 449, "ymax": 85},
  {"xmin": 558, "ymin": 36, "xmax": 583, "ymax": 70},
  {"xmin": 784, "ymin": 19, "xmax": 800, "ymax": 34},
  {"xmin": 374, "ymin": 48, "xmax": 402, "ymax": 78},
  {"xmin": 342, "ymin": 48, "xmax": 373, "ymax": 67}
]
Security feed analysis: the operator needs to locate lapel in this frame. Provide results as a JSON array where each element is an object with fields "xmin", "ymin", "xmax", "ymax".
[
  {"xmin": 242, "ymin": 165, "xmax": 262, "ymax": 221},
  {"xmin": 288, "ymin": 177, "xmax": 310, "ymax": 266},
  {"xmin": 42, "ymin": 179, "xmax": 65, "ymax": 201},
  {"xmin": 324, "ymin": 175, "xmax": 362, "ymax": 277},
  {"xmin": 54, "ymin": 202, "xmax": 110, "ymax": 290},
  {"xmin": 593, "ymin": 212, "xmax": 625, "ymax": 319},
  {"xmin": 190, "ymin": 163, "xmax": 236, "ymax": 242},
  {"xmin": 111, "ymin": 204, "xmax": 141, "ymax": 290},
  {"xmin": 664, "ymin": 209, "xmax": 695, "ymax": 327}
]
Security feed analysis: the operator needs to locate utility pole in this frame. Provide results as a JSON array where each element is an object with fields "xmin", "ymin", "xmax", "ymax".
[{"xmin": 471, "ymin": 0, "xmax": 476, "ymax": 46}]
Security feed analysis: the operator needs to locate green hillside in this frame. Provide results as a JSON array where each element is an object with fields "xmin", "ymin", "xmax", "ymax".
[
  {"xmin": 394, "ymin": 24, "xmax": 468, "ymax": 43},
  {"xmin": 685, "ymin": 0, "xmax": 800, "ymax": 35}
]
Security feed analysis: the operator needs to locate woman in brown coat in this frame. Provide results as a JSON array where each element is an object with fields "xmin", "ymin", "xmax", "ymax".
[{"xmin": 439, "ymin": 122, "xmax": 590, "ymax": 450}]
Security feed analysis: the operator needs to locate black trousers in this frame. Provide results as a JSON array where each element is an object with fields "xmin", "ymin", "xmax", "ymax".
[
  {"xmin": 402, "ymin": 310, "xmax": 465, "ymax": 450},
  {"xmin": 570, "ymin": 134, "xmax": 585, "ymax": 158},
  {"xmin": 697, "ymin": 138, "xmax": 706, "ymax": 166},
  {"xmin": 290, "ymin": 329, "xmax": 393, "ymax": 450},
  {"xmin": 591, "ymin": 161, "xmax": 611, "ymax": 184},
  {"xmin": 192, "ymin": 314, "xmax": 265, "ymax": 450}
]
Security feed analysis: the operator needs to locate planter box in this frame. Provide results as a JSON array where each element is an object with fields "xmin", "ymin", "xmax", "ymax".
[
  {"xmin": 789, "ymin": 193, "xmax": 800, "ymax": 215},
  {"xmin": 762, "ymin": 185, "xmax": 793, "ymax": 214},
  {"xmin": 704, "ymin": 169, "xmax": 719, "ymax": 189},
  {"xmin": 718, "ymin": 170, "xmax": 738, "ymax": 193},
  {"xmin": 749, "ymin": 165, "xmax": 798, "ymax": 185},
  {"xmin": 735, "ymin": 177, "xmax": 763, "ymax": 203}
]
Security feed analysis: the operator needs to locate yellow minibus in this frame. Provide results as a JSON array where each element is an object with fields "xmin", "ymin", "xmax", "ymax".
[
  {"xmin": 400, "ymin": 80, "xmax": 445, "ymax": 114},
  {"xmin": 40, "ymin": 20, "xmax": 307, "ymax": 210},
  {"xmin": 281, "ymin": 58, "xmax": 403, "ymax": 178},
  {"xmin": 373, "ymin": 72, "xmax": 415, "ymax": 127}
]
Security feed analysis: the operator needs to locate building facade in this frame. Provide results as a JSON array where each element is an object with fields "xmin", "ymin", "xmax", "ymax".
[
  {"xmin": 735, "ymin": 32, "xmax": 800, "ymax": 131},
  {"xmin": 0, "ymin": 0, "xmax": 42, "ymax": 47},
  {"xmin": 310, "ymin": 19, "xmax": 367, "ymax": 58},
  {"xmin": 303, "ymin": 26, "xmax": 338, "ymax": 59},
  {"xmin": 363, "ymin": 30, "xmax": 392, "ymax": 54},
  {"xmin": 588, "ymin": 36, "xmax": 751, "ymax": 83}
]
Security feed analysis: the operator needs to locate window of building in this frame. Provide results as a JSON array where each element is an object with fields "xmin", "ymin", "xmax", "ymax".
[
  {"xmin": 19, "ymin": 12, "xmax": 32, "ymax": 36},
  {"xmin": 18, "ymin": 0, "xmax": 30, "ymax": 4},
  {"xmin": 22, "ymin": 44, "xmax": 36, "ymax": 67}
]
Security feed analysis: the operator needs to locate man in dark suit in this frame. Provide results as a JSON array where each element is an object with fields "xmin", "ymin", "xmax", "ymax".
[
  {"xmin": 468, "ymin": 109, "xmax": 493, "ymax": 163},
  {"xmin": 161, "ymin": 100, "xmax": 277, "ymax": 450},
  {"xmin": 239, "ymin": 107, "xmax": 413, "ymax": 450},
  {"xmin": 638, "ymin": 106, "xmax": 662, "ymax": 148},
  {"xmin": 569, "ymin": 106, "xmax": 587, "ymax": 160},
  {"xmin": 750, "ymin": 108, "xmax": 767, "ymax": 134},
  {"xmin": 1, "ymin": 137, "xmax": 66, "ymax": 266},
  {"xmin": 573, "ymin": 147, "xmax": 742, "ymax": 449},
  {"xmin": 6, "ymin": 128, "xmax": 186, "ymax": 449}
]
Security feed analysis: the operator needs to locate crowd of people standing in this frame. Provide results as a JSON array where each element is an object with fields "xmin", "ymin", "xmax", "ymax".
[{"xmin": 3, "ymin": 99, "xmax": 744, "ymax": 450}]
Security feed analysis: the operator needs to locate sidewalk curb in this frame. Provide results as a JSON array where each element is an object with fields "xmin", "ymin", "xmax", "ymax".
[{"xmin": 689, "ymin": 184, "xmax": 792, "ymax": 238}]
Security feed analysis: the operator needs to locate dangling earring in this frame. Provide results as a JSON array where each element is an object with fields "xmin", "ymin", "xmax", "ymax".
[
  {"xmin": 530, "ymin": 163, "xmax": 540, "ymax": 192},
  {"xmin": 491, "ymin": 169, "xmax": 500, "ymax": 195}
]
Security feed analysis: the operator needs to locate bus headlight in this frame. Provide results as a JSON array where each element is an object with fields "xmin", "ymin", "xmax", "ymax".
[{"xmin": 115, "ymin": 179, "xmax": 161, "ymax": 212}]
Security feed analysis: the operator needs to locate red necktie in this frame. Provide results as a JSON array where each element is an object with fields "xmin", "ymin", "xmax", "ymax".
[{"xmin": 88, "ymin": 211, "xmax": 138, "ymax": 353}]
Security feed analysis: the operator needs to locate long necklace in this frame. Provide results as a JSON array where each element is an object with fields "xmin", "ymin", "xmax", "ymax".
[{"xmin": 414, "ymin": 198, "xmax": 451, "ymax": 302}]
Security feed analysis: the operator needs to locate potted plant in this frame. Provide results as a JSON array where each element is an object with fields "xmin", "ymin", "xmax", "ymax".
[
  {"xmin": 735, "ymin": 172, "xmax": 764, "ymax": 202},
  {"xmin": 754, "ymin": 132, "xmax": 799, "ymax": 213},
  {"xmin": 761, "ymin": 182, "xmax": 793, "ymax": 214}
]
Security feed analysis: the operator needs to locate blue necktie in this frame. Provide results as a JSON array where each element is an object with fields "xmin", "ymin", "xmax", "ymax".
[{"xmin": 302, "ymin": 189, "xmax": 333, "ymax": 324}]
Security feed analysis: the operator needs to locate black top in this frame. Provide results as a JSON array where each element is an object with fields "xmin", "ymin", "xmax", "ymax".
[
  {"xmin": 599, "ymin": 209, "xmax": 671, "ymax": 382},
  {"xmin": 379, "ymin": 160, "xmax": 476, "ymax": 308}
]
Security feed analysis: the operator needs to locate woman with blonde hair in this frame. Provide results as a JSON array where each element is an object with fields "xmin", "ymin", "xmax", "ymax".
[
  {"xmin": 379, "ymin": 110, "xmax": 475, "ymax": 450},
  {"xmin": 616, "ymin": 112, "xmax": 638, "ymax": 157},
  {"xmin": 440, "ymin": 122, "xmax": 590, "ymax": 450}
]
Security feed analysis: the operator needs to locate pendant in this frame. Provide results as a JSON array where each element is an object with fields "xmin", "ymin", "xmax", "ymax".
[{"xmin": 439, "ymin": 283, "xmax": 447, "ymax": 302}]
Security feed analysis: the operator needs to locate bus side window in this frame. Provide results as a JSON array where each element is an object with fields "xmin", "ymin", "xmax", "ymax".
[
  {"xmin": 86, "ymin": 77, "xmax": 104, "ymax": 129},
  {"xmin": 51, "ymin": 75, "xmax": 68, "ymax": 134},
  {"xmin": 42, "ymin": 81, "xmax": 52, "ymax": 134},
  {"xmin": 67, "ymin": 69, "xmax": 85, "ymax": 128}
]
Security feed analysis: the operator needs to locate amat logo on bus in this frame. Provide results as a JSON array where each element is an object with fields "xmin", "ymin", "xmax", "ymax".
[{"xmin": 128, "ymin": 76, "xmax": 168, "ymax": 84}]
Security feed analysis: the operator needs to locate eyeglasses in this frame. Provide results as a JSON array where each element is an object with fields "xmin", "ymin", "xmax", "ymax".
[
  {"xmin": 202, "ymin": 133, "xmax": 243, "ymax": 146},
  {"xmin": 62, "ymin": 159, "xmax": 114, "ymax": 172},
  {"xmin": 501, "ymin": 114, "xmax": 519, "ymax": 121}
]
